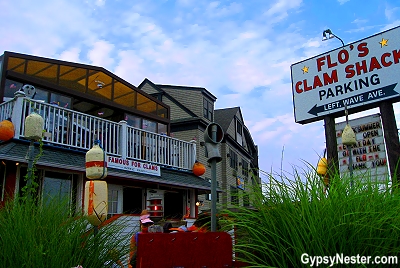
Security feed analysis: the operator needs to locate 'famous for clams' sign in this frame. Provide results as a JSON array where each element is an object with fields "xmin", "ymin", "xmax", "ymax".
[
  {"xmin": 335, "ymin": 114, "xmax": 389, "ymax": 182},
  {"xmin": 291, "ymin": 26, "xmax": 400, "ymax": 124}
]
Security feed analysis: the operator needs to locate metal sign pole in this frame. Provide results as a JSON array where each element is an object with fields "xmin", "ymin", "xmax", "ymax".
[{"xmin": 210, "ymin": 124, "xmax": 217, "ymax": 232}]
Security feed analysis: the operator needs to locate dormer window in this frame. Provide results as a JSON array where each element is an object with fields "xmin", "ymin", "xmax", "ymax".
[{"xmin": 203, "ymin": 98, "xmax": 213, "ymax": 121}]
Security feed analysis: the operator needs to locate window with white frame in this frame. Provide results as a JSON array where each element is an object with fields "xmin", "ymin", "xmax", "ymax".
[{"xmin": 108, "ymin": 184, "xmax": 123, "ymax": 216}]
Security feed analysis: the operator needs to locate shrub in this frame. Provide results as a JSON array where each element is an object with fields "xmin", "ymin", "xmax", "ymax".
[
  {"xmin": 0, "ymin": 198, "xmax": 130, "ymax": 268},
  {"xmin": 220, "ymin": 167, "xmax": 400, "ymax": 267}
]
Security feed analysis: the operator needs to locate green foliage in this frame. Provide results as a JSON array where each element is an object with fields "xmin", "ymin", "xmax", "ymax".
[
  {"xmin": 220, "ymin": 167, "xmax": 400, "ymax": 268},
  {"xmin": 21, "ymin": 137, "xmax": 44, "ymax": 200},
  {"xmin": 0, "ymin": 198, "xmax": 130, "ymax": 268}
]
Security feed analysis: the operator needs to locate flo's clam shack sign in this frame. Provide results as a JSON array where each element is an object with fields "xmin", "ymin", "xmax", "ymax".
[
  {"xmin": 336, "ymin": 114, "xmax": 389, "ymax": 182},
  {"xmin": 291, "ymin": 26, "xmax": 400, "ymax": 124},
  {"xmin": 107, "ymin": 156, "xmax": 161, "ymax": 176}
]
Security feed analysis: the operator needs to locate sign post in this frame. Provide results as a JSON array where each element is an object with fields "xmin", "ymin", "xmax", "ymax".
[
  {"xmin": 204, "ymin": 123, "xmax": 223, "ymax": 232},
  {"xmin": 291, "ymin": 26, "xmax": 400, "ymax": 186}
]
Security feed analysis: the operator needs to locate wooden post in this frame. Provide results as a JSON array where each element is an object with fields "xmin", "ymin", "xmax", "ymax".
[
  {"xmin": 324, "ymin": 116, "xmax": 339, "ymax": 179},
  {"xmin": 379, "ymin": 102, "xmax": 400, "ymax": 186}
]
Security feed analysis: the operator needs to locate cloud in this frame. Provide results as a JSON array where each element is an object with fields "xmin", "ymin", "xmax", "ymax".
[
  {"xmin": 95, "ymin": 0, "xmax": 106, "ymax": 7},
  {"xmin": 57, "ymin": 47, "xmax": 82, "ymax": 63},
  {"xmin": 384, "ymin": 5, "xmax": 399, "ymax": 20},
  {"xmin": 337, "ymin": 0, "xmax": 350, "ymax": 4},
  {"xmin": 87, "ymin": 40, "xmax": 115, "ymax": 68},
  {"xmin": 206, "ymin": 1, "xmax": 242, "ymax": 17},
  {"xmin": 0, "ymin": 0, "xmax": 99, "ymax": 57},
  {"xmin": 264, "ymin": 0, "xmax": 302, "ymax": 23}
]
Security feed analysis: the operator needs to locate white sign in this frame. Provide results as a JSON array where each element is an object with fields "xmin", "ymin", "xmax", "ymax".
[
  {"xmin": 107, "ymin": 156, "xmax": 161, "ymax": 176},
  {"xmin": 336, "ymin": 114, "xmax": 389, "ymax": 182},
  {"xmin": 291, "ymin": 26, "xmax": 400, "ymax": 124}
]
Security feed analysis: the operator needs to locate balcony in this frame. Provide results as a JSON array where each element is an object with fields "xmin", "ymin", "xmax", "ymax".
[{"xmin": 0, "ymin": 93, "xmax": 196, "ymax": 171}]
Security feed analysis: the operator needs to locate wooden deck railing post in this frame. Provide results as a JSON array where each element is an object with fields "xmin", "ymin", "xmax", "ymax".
[
  {"xmin": 119, "ymin": 120, "xmax": 128, "ymax": 159},
  {"xmin": 11, "ymin": 92, "xmax": 26, "ymax": 139}
]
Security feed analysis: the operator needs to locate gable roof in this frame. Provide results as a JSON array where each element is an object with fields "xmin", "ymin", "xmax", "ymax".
[
  {"xmin": 156, "ymin": 84, "xmax": 217, "ymax": 101},
  {"xmin": 138, "ymin": 78, "xmax": 197, "ymax": 118},
  {"xmin": 214, "ymin": 107, "xmax": 240, "ymax": 132}
]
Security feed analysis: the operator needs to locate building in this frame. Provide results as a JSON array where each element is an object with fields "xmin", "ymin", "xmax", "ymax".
[
  {"xmin": 0, "ymin": 51, "xmax": 213, "ymax": 224},
  {"xmin": 138, "ymin": 79, "xmax": 261, "ymax": 210}
]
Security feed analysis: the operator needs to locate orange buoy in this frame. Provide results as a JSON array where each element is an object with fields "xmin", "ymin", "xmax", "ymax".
[
  {"xmin": 0, "ymin": 119, "xmax": 15, "ymax": 141},
  {"xmin": 192, "ymin": 161, "xmax": 206, "ymax": 176}
]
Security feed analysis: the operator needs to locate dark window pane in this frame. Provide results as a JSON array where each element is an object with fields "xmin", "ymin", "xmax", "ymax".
[{"xmin": 3, "ymin": 79, "xmax": 23, "ymax": 100}]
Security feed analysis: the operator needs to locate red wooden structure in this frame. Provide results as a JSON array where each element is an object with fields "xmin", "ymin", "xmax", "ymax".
[{"xmin": 136, "ymin": 232, "xmax": 233, "ymax": 268}]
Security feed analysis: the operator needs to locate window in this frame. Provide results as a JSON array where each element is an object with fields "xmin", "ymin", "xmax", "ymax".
[
  {"xmin": 242, "ymin": 160, "xmax": 249, "ymax": 177},
  {"xmin": 230, "ymin": 186, "xmax": 239, "ymax": 205},
  {"xmin": 236, "ymin": 120, "xmax": 243, "ymax": 145},
  {"xmin": 243, "ymin": 193, "xmax": 250, "ymax": 207},
  {"xmin": 42, "ymin": 171, "xmax": 76, "ymax": 213},
  {"xmin": 229, "ymin": 149, "xmax": 238, "ymax": 170},
  {"xmin": 108, "ymin": 184, "xmax": 123, "ymax": 216},
  {"xmin": 203, "ymin": 98, "xmax": 213, "ymax": 121},
  {"xmin": 4, "ymin": 79, "xmax": 23, "ymax": 100},
  {"xmin": 142, "ymin": 119, "xmax": 157, "ymax": 133}
]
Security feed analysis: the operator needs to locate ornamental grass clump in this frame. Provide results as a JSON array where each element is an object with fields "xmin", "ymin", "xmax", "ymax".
[
  {"xmin": 220, "ymin": 166, "xmax": 400, "ymax": 268},
  {"xmin": 0, "ymin": 198, "xmax": 130, "ymax": 268}
]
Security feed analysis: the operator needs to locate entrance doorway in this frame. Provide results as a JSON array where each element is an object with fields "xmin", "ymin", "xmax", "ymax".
[{"xmin": 164, "ymin": 190, "xmax": 184, "ymax": 219}]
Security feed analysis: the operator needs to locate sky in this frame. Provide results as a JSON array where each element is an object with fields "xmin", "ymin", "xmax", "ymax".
[{"xmin": 1, "ymin": 0, "xmax": 400, "ymax": 183}]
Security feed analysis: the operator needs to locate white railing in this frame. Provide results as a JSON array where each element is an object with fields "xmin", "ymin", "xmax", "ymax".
[{"xmin": 2, "ymin": 94, "xmax": 196, "ymax": 171}]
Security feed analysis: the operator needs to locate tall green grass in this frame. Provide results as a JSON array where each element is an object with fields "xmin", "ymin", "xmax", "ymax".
[
  {"xmin": 220, "ymin": 167, "xmax": 400, "ymax": 267},
  {"xmin": 0, "ymin": 198, "xmax": 130, "ymax": 268}
]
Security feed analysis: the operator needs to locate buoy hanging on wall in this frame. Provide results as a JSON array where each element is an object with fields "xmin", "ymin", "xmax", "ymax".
[
  {"xmin": 192, "ymin": 161, "xmax": 206, "ymax": 176},
  {"xmin": 0, "ymin": 119, "xmax": 15, "ymax": 141},
  {"xmin": 85, "ymin": 140, "xmax": 107, "ymax": 180},
  {"xmin": 24, "ymin": 113, "xmax": 44, "ymax": 140},
  {"xmin": 84, "ymin": 180, "xmax": 108, "ymax": 226},
  {"xmin": 341, "ymin": 124, "xmax": 357, "ymax": 146}
]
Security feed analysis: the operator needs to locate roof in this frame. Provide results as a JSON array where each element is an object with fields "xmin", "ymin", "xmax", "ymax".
[
  {"xmin": 0, "ymin": 140, "xmax": 215, "ymax": 191},
  {"xmin": 1, "ymin": 52, "xmax": 169, "ymax": 123},
  {"xmin": 214, "ymin": 107, "xmax": 240, "ymax": 132},
  {"xmin": 156, "ymin": 83, "xmax": 217, "ymax": 101},
  {"xmin": 138, "ymin": 78, "xmax": 197, "ymax": 118}
]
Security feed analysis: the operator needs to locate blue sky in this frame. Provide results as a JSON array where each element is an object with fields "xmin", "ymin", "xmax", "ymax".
[{"xmin": 1, "ymin": 0, "xmax": 400, "ymax": 182}]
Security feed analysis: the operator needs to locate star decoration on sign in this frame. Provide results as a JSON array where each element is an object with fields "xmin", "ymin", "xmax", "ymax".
[
  {"xmin": 302, "ymin": 66, "xmax": 309, "ymax": 74},
  {"xmin": 379, "ymin": 38, "xmax": 388, "ymax": 47}
]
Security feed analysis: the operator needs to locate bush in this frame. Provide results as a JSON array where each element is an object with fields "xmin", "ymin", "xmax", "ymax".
[
  {"xmin": 220, "ymin": 167, "xmax": 400, "ymax": 267},
  {"xmin": 0, "ymin": 198, "xmax": 130, "ymax": 268}
]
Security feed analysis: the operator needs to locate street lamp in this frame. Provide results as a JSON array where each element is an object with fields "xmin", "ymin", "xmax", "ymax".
[{"xmin": 322, "ymin": 29, "xmax": 345, "ymax": 47}]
